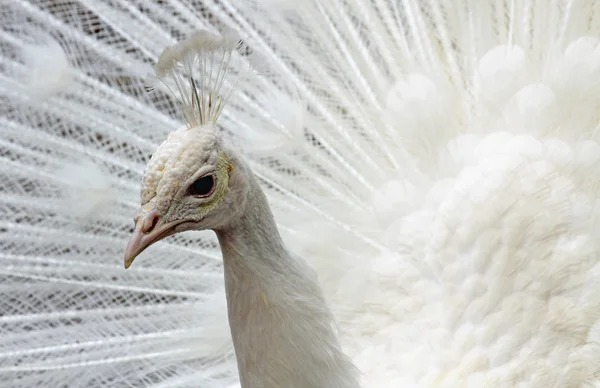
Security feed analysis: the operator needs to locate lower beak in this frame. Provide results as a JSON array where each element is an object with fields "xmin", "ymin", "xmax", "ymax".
[{"xmin": 124, "ymin": 221, "xmax": 181, "ymax": 269}]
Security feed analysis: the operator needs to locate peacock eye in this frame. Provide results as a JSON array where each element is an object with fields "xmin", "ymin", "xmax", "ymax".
[{"xmin": 188, "ymin": 175, "xmax": 216, "ymax": 197}]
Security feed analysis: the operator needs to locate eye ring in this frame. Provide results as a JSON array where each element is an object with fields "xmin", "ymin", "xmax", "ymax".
[{"xmin": 187, "ymin": 174, "xmax": 216, "ymax": 198}]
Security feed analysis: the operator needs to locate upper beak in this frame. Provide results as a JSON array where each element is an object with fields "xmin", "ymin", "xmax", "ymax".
[{"xmin": 124, "ymin": 210, "xmax": 180, "ymax": 269}]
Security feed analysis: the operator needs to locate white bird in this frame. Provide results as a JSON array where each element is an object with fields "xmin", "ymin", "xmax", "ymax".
[
  {"xmin": 3, "ymin": 1, "xmax": 600, "ymax": 388},
  {"xmin": 124, "ymin": 30, "xmax": 360, "ymax": 388}
]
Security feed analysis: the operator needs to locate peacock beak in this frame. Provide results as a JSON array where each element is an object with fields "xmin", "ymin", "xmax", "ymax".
[{"xmin": 124, "ymin": 210, "xmax": 181, "ymax": 269}]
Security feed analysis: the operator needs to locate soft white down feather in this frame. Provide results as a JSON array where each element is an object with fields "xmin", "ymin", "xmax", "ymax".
[{"xmin": 2, "ymin": 1, "xmax": 600, "ymax": 387}]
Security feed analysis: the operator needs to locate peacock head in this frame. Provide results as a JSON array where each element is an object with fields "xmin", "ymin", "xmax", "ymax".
[
  {"xmin": 124, "ymin": 29, "xmax": 252, "ymax": 268},
  {"xmin": 124, "ymin": 124, "xmax": 250, "ymax": 268}
]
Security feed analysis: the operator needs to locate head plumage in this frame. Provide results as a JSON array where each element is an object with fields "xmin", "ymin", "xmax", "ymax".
[{"xmin": 148, "ymin": 29, "xmax": 249, "ymax": 128}]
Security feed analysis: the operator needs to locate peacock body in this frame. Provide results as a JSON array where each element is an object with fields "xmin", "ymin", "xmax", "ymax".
[{"xmin": 3, "ymin": 0, "xmax": 600, "ymax": 387}]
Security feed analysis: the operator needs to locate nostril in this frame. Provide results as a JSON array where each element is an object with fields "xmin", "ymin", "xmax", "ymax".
[
  {"xmin": 142, "ymin": 212, "xmax": 161, "ymax": 234},
  {"xmin": 150, "ymin": 214, "xmax": 160, "ymax": 231}
]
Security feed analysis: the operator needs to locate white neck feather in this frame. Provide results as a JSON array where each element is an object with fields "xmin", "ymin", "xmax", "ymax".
[{"xmin": 216, "ymin": 176, "xmax": 361, "ymax": 388}]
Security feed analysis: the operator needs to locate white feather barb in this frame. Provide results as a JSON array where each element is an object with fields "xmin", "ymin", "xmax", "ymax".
[
  {"xmin": 148, "ymin": 30, "xmax": 251, "ymax": 128},
  {"xmin": 54, "ymin": 158, "xmax": 120, "ymax": 222},
  {"xmin": 12, "ymin": 29, "xmax": 75, "ymax": 100}
]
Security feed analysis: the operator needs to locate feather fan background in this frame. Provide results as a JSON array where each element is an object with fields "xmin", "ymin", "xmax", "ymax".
[{"xmin": 3, "ymin": 0, "xmax": 600, "ymax": 387}]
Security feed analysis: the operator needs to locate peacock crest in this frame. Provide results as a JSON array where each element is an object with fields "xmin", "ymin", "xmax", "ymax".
[{"xmin": 148, "ymin": 29, "xmax": 249, "ymax": 128}]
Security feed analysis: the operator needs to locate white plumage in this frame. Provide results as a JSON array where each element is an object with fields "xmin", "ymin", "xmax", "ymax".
[{"xmin": 3, "ymin": 0, "xmax": 600, "ymax": 387}]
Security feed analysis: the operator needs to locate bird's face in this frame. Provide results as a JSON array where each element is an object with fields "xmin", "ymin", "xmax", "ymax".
[{"xmin": 124, "ymin": 124, "xmax": 247, "ymax": 268}]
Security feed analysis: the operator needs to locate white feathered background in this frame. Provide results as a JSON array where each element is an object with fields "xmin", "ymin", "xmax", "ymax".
[{"xmin": 3, "ymin": 0, "xmax": 600, "ymax": 387}]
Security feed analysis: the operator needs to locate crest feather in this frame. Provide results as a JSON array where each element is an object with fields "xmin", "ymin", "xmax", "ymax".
[{"xmin": 150, "ymin": 30, "xmax": 250, "ymax": 128}]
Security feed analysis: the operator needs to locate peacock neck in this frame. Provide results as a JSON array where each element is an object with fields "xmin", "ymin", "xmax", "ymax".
[{"xmin": 215, "ymin": 176, "xmax": 361, "ymax": 388}]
